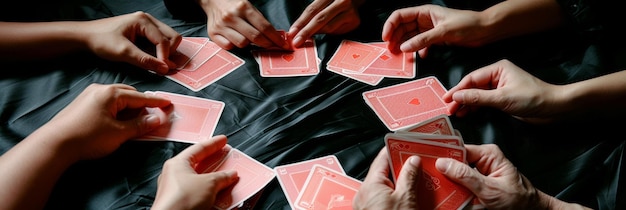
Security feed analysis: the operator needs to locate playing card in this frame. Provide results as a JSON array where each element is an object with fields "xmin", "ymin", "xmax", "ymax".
[
  {"xmin": 274, "ymin": 155, "xmax": 345, "ymax": 209},
  {"xmin": 256, "ymin": 39, "xmax": 319, "ymax": 77},
  {"xmin": 327, "ymin": 40, "xmax": 386, "ymax": 73},
  {"xmin": 212, "ymin": 148, "xmax": 276, "ymax": 210},
  {"xmin": 384, "ymin": 133, "xmax": 473, "ymax": 210},
  {"xmin": 179, "ymin": 39, "xmax": 221, "ymax": 71},
  {"xmin": 171, "ymin": 37, "xmax": 207, "ymax": 69},
  {"xmin": 347, "ymin": 42, "xmax": 416, "ymax": 79},
  {"xmin": 363, "ymin": 76, "xmax": 452, "ymax": 131},
  {"xmin": 138, "ymin": 91, "xmax": 224, "ymax": 144},
  {"xmin": 167, "ymin": 47, "xmax": 245, "ymax": 92},
  {"xmin": 391, "ymin": 132, "xmax": 464, "ymax": 147},
  {"xmin": 396, "ymin": 114, "xmax": 454, "ymax": 135},
  {"xmin": 327, "ymin": 65, "xmax": 384, "ymax": 86},
  {"xmin": 295, "ymin": 164, "xmax": 361, "ymax": 210}
]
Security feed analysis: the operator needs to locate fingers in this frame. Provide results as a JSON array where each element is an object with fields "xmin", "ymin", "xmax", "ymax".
[
  {"xmin": 175, "ymin": 135, "xmax": 230, "ymax": 165},
  {"xmin": 115, "ymin": 89, "xmax": 172, "ymax": 111},
  {"xmin": 205, "ymin": 170, "xmax": 239, "ymax": 193},
  {"xmin": 290, "ymin": 0, "xmax": 337, "ymax": 47},
  {"xmin": 234, "ymin": 3, "xmax": 286, "ymax": 49},
  {"xmin": 435, "ymin": 158, "xmax": 483, "ymax": 195},
  {"xmin": 393, "ymin": 156, "xmax": 420, "ymax": 194}
]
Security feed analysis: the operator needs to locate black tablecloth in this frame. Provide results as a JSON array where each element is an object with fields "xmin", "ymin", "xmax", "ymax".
[{"xmin": 0, "ymin": 0, "xmax": 624, "ymax": 209}]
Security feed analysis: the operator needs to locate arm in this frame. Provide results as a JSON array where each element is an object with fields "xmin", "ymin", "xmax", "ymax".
[
  {"xmin": 0, "ymin": 84, "xmax": 171, "ymax": 210},
  {"xmin": 0, "ymin": 12, "xmax": 182, "ymax": 74},
  {"xmin": 383, "ymin": 0, "xmax": 564, "ymax": 57},
  {"xmin": 435, "ymin": 144, "xmax": 591, "ymax": 210},
  {"xmin": 443, "ymin": 59, "xmax": 626, "ymax": 123}
]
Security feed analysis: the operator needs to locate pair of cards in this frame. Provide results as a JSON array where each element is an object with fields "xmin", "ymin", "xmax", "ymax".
[
  {"xmin": 327, "ymin": 40, "xmax": 416, "ymax": 86},
  {"xmin": 137, "ymin": 91, "xmax": 224, "ymax": 144},
  {"xmin": 195, "ymin": 144, "xmax": 276, "ymax": 210},
  {"xmin": 168, "ymin": 37, "xmax": 245, "ymax": 92},
  {"xmin": 252, "ymin": 31, "xmax": 321, "ymax": 77},
  {"xmin": 385, "ymin": 114, "xmax": 475, "ymax": 210},
  {"xmin": 363, "ymin": 76, "xmax": 453, "ymax": 131},
  {"xmin": 274, "ymin": 155, "xmax": 362, "ymax": 210}
]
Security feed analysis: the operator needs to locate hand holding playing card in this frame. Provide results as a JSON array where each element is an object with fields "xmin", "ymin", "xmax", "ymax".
[
  {"xmin": 83, "ymin": 12, "xmax": 182, "ymax": 74},
  {"xmin": 353, "ymin": 148, "xmax": 421, "ymax": 210},
  {"xmin": 443, "ymin": 59, "xmax": 557, "ymax": 123},
  {"xmin": 435, "ymin": 144, "xmax": 549, "ymax": 210},
  {"xmin": 152, "ymin": 135, "xmax": 239, "ymax": 210}
]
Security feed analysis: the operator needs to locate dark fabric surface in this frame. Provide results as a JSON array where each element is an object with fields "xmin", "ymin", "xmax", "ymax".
[{"xmin": 0, "ymin": 0, "xmax": 624, "ymax": 209}]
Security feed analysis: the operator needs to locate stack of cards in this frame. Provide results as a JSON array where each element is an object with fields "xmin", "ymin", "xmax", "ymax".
[
  {"xmin": 326, "ymin": 40, "xmax": 416, "ymax": 86},
  {"xmin": 196, "ymin": 144, "xmax": 276, "ymax": 210},
  {"xmin": 168, "ymin": 37, "xmax": 245, "ymax": 92},
  {"xmin": 363, "ymin": 76, "xmax": 452, "ymax": 131},
  {"xmin": 252, "ymin": 30, "xmax": 321, "ymax": 77},
  {"xmin": 274, "ymin": 155, "xmax": 362, "ymax": 210},
  {"xmin": 385, "ymin": 114, "xmax": 475, "ymax": 210},
  {"xmin": 136, "ymin": 91, "xmax": 224, "ymax": 144}
]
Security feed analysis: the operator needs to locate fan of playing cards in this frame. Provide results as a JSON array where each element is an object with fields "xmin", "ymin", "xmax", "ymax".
[{"xmin": 385, "ymin": 114, "xmax": 476, "ymax": 210}]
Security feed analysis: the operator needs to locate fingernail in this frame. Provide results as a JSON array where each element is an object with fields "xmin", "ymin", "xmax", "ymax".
[
  {"xmin": 435, "ymin": 158, "xmax": 452, "ymax": 173},
  {"xmin": 452, "ymin": 92, "xmax": 465, "ymax": 103},
  {"xmin": 409, "ymin": 156, "xmax": 420, "ymax": 167},
  {"xmin": 292, "ymin": 36, "xmax": 302, "ymax": 47},
  {"xmin": 144, "ymin": 114, "xmax": 161, "ymax": 127}
]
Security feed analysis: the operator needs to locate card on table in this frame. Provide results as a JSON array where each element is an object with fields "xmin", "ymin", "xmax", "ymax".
[
  {"xmin": 167, "ymin": 46, "xmax": 245, "ymax": 92},
  {"xmin": 295, "ymin": 164, "xmax": 361, "ymax": 210},
  {"xmin": 254, "ymin": 39, "xmax": 320, "ymax": 77},
  {"xmin": 170, "ymin": 37, "xmax": 207, "ymax": 70},
  {"xmin": 211, "ymin": 148, "xmax": 276, "ymax": 210},
  {"xmin": 274, "ymin": 155, "xmax": 345, "ymax": 209},
  {"xmin": 384, "ymin": 133, "xmax": 473, "ymax": 210},
  {"xmin": 137, "ymin": 91, "xmax": 224, "ymax": 144},
  {"xmin": 178, "ymin": 38, "xmax": 221, "ymax": 71},
  {"xmin": 326, "ymin": 64, "xmax": 384, "ymax": 86},
  {"xmin": 346, "ymin": 42, "xmax": 416, "ymax": 79},
  {"xmin": 327, "ymin": 40, "xmax": 386, "ymax": 73},
  {"xmin": 362, "ymin": 76, "xmax": 452, "ymax": 131},
  {"xmin": 396, "ymin": 114, "xmax": 455, "ymax": 135}
]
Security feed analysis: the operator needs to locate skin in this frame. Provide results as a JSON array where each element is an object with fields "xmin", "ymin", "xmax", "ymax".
[
  {"xmin": 0, "ymin": 83, "xmax": 172, "ymax": 210},
  {"xmin": 382, "ymin": 0, "xmax": 564, "ymax": 57},
  {"xmin": 0, "ymin": 84, "xmax": 239, "ymax": 210},
  {"xmin": 354, "ymin": 145, "xmax": 591, "ymax": 210},
  {"xmin": 443, "ymin": 59, "xmax": 626, "ymax": 123},
  {"xmin": 0, "ymin": 12, "xmax": 182, "ymax": 74},
  {"xmin": 196, "ymin": 0, "xmax": 364, "ymax": 49},
  {"xmin": 152, "ymin": 135, "xmax": 239, "ymax": 210}
]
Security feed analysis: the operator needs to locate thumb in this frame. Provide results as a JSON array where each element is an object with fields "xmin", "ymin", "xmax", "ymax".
[
  {"xmin": 125, "ymin": 45, "xmax": 170, "ymax": 74},
  {"xmin": 451, "ymin": 89, "xmax": 504, "ymax": 109},
  {"xmin": 435, "ymin": 158, "xmax": 483, "ymax": 194},
  {"xmin": 123, "ymin": 114, "xmax": 163, "ymax": 138},
  {"xmin": 394, "ymin": 156, "xmax": 421, "ymax": 193},
  {"xmin": 205, "ymin": 170, "xmax": 239, "ymax": 193}
]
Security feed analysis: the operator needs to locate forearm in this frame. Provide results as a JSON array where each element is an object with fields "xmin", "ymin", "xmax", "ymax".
[
  {"xmin": 479, "ymin": 0, "xmax": 564, "ymax": 43},
  {"xmin": 0, "ymin": 21, "xmax": 89, "ymax": 60},
  {"xmin": 0, "ymin": 126, "xmax": 79, "ymax": 209},
  {"xmin": 552, "ymin": 70, "xmax": 626, "ymax": 119}
]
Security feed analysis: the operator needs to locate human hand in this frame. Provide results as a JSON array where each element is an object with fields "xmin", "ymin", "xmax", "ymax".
[
  {"xmin": 353, "ymin": 148, "xmax": 420, "ymax": 209},
  {"xmin": 152, "ymin": 135, "xmax": 239, "ymax": 210},
  {"xmin": 198, "ymin": 0, "xmax": 288, "ymax": 50},
  {"xmin": 82, "ymin": 12, "xmax": 182, "ymax": 74},
  {"xmin": 382, "ymin": 4, "xmax": 487, "ymax": 58},
  {"xmin": 435, "ymin": 144, "xmax": 547, "ymax": 209},
  {"xmin": 288, "ymin": 0, "xmax": 363, "ymax": 47},
  {"xmin": 442, "ymin": 59, "xmax": 559, "ymax": 123},
  {"xmin": 40, "ymin": 83, "xmax": 171, "ymax": 161}
]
